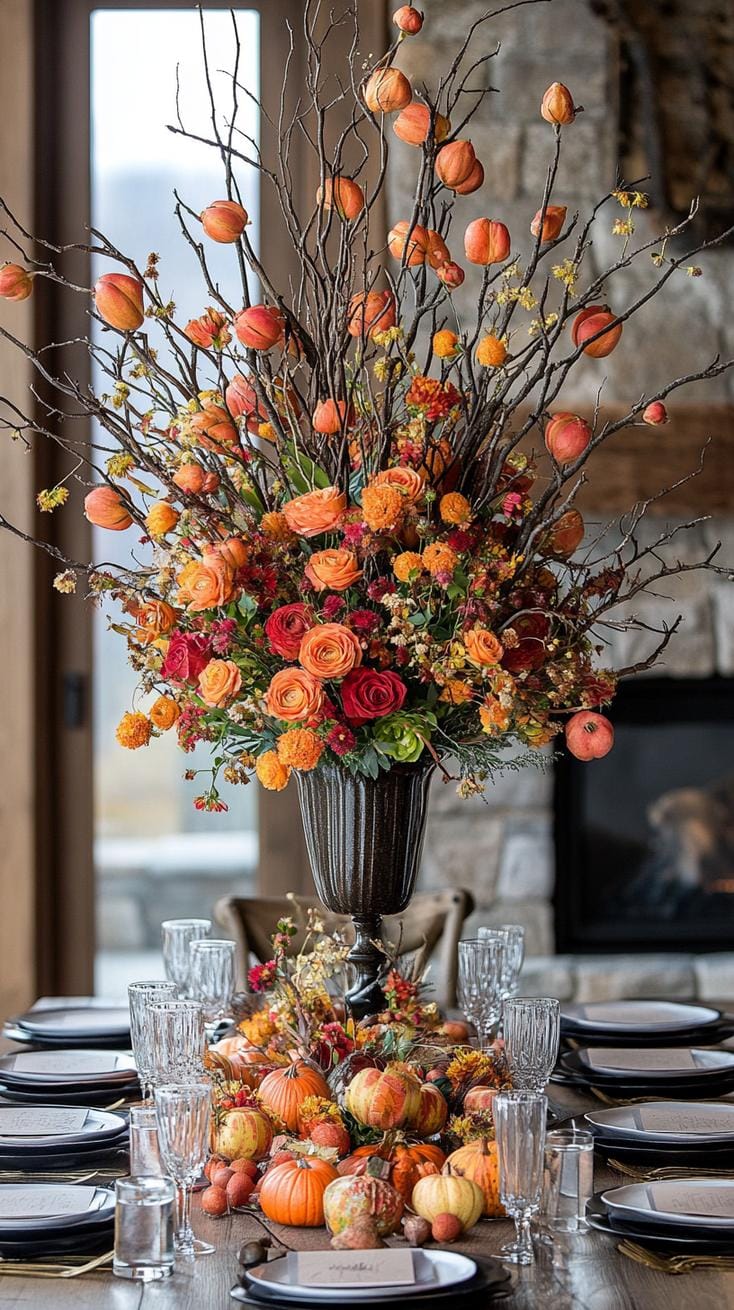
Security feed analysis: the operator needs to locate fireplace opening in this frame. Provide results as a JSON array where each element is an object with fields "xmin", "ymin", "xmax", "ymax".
[{"xmin": 554, "ymin": 677, "xmax": 734, "ymax": 953}]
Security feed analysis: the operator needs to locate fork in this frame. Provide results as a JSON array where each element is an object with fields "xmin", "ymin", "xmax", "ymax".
[
  {"xmin": 608, "ymin": 1158, "xmax": 734, "ymax": 1181},
  {"xmin": 617, "ymin": 1239, "xmax": 734, "ymax": 1275}
]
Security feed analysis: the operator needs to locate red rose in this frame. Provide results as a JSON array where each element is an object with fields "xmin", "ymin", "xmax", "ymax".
[
  {"xmin": 340, "ymin": 668, "xmax": 407, "ymax": 726},
  {"xmin": 161, "ymin": 631, "xmax": 213, "ymax": 686},
  {"xmin": 264, "ymin": 602, "xmax": 315, "ymax": 660}
]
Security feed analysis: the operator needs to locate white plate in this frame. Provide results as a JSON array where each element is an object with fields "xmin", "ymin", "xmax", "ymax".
[
  {"xmin": 576, "ymin": 1048, "xmax": 734, "ymax": 1079},
  {"xmin": 15, "ymin": 1007, "xmax": 130, "ymax": 1040},
  {"xmin": 562, "ymin": 1001, "xmax": 721, "ymax": 1032},
  {"xmin": 0, "ymin": 1051, "xmax": 136, "ymax": 1085},
  {"xmin": 0, "ymin": 1107, "xmax": 126, "ymax": 1149},
  {"xmin": 247, "ymin": 1250, "xmax": 478, "ymax": 1301},
  {"xmin": 602, "ymin": 1178, "xmax": 734, "ymax": 1230},
  {"xmin": 0, "ymin": 1185, "xmax": 114, "ymax": 1233},
  {"xmin": 586, "ymin": 1102, "xmax": 734, "ymax": 1143}
]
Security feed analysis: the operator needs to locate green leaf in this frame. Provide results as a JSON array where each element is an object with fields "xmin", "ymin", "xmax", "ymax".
[
  {"xmin": 283, "ymin": 443, "xmax": 330, "ymax": 494},
  {"xmin": 240, "ymin": 484, "xmax": 265, "ymax": 514}
]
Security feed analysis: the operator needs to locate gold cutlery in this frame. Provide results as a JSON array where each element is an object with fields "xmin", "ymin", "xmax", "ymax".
[
  {"xmin": 0, "ymin": 1250, "xmax": 113, "ymax": 1278},
  {"xmin": 617, "ymin": 1239, "xmax": 734, "ymax": 1275},
  {"xmin": 0, "ymin": 1167, "xmax": 127, "ymax": 1182},
  {"xmin": 608, "ymin": 1159, "xmax": 734, "ymax": 1181}
]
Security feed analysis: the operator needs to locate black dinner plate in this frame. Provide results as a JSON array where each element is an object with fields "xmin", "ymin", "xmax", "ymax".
[
  {"xmin": 232, "ymin": 1255, "xmax": 513, "ymax": 1307},
  {"xmin": 586, "ymin": 1194, "xmax": 734, "ymax": 1253},
  {"xmin": 560, "ymin": 1048, "xmax": 734, "ymax": 1083},
  {"xmin": 561, "ymin": 1020, "xmax": 734, "ymax": 1049},
  {"xmin": 0, "ymin": 1081, "xmax": 139, "ymax": 1107},
  {"xmin": 2, "ymin": 1023, "xmax": 129, "ymax": 1051},
  {"xmin": 0, "ymin": 1142, "xmax": 128, "ymax": 1171},
  {"xmin": 0, "ymin": 1220, "xmax": 114, "ymax": 1259}
]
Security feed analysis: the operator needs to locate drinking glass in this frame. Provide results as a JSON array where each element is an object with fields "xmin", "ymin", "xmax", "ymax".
[
  {"xmin": 129, "ymin": 1105, "xmax": 164, "ymax": 1176},
  {"xmin": 541, "ymin": 1129, "xmax": 594, "ymax": 1232},
  {"xmin": 161, "ymin": 919, "xmax": 211, "ymax": 996},
  {"xmin": 128, "ymin": 981, "xmax": 178, "ymax": 1101},
  {"xmin": 479, "ymin": 924, "xmax": 526, "ymax": 1000},
  {"xmin": 147, "ymin": 1000, "xmax": 206, "ymax": 1088},
  {"xmin": 457, "ymin": 938, "xmax": 505, "ymax": 1049},
  {"xmin": 114, "ymin": 1175, "xmax": 175, "ymax": 1281},
  {"xmin": 494, "ymin": 1090, "xmax": 547, "ymax": 1265},
  {"xmin": 503, "ymin": 997, "xmax": 560, "ymax": 1092},
  {"xmin": 189, "ymin": 939, "xmax": 236, "ymax": 1031},
  {"xmin": 155, "ymin": 1082, "xmax": 214, "ymax": 1258}
]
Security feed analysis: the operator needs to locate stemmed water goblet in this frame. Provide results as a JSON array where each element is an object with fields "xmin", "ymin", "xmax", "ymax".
[
  {"xmin": 128, "ymin": 980, "xmax": 178, "ymax": 1101},
  {"xmin": 147, "ymin": 1000, "xmax": 206, "ymax": 1089},
  {"xmin": 457, "ymin": 938, "xmax": 505, "ymax": 1049},
  {"xmin": 479, "ymin": 924, "xmax": 526, "ymax": 1002},
  {"xmin": 161, "ymin": 919, "xmax": 211, "ymax": 997},
  {"xmin": 155, "ymin": 1081, "xmax": 214, "ymax": 1259},
  {"xmin": 494, "ymin": 1089, "xmax": 547, "ymax": 1264},
  {"xmin": 503, "ymin": 997, "xmax": 560, "ymax": 1093},
  {"xmin": 188, "ymin": 939, "xmax": 236, "ymax": 1037}
]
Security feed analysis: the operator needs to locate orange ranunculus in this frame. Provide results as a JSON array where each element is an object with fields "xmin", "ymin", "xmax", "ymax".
[
  {"xmin": 198, "ymin": 658, "xmax": 243, "ymax": 707},
  {"xmin": 282, "ymin": 486, "xmax": 346, "ymax": 538},
  {"xmin": 361, "ymin": 484, "xmax": 405, "ymax": 533},
  {"xmin": 255, "ymin": 750, "xmax": 291, "ymax": 791},
  {"xmin": 479, "ymin": 695, "xmax": 511, "ymax": 734},
  {"xmin": 298, "ymin": 624, "xmax": 362, "ymax": 680},
  {"xmin": 439, "ymin": 492, "xmax": 472, "ymax": 525},
  {"xmin": 465, "ymin": 628, "xmax": 504, "ymax": 667},
  {"xmin": 276, "ymin": 728, "xmax": 324, "ymax": 771},
  {"xmin": 116, "ymin": 711, "xmax": 152, "ymax": 749},
  {"xmin": 135, "ymin": 599, "xmax": 177, "ymax": 644},
  {"xmin": 177, "ymin": 554, "xmax": 235, "ymax": 611},
  {"xmin": 146, "ymin": 501, "xmax": 179, "ymax": 538},
  {"xmin": 149, "ymin": 695, "xmax": 180, "ymax": 730},
  {"xmin": 393, "ymin": 551, "xmax": 424, "ymax": 582},
  {"xmin": 371, "ymin": 466, "xmax": 425, "ymax": 505},
  {"xmin": 266, "ymin": 668, "xmax": 325, "ymax": 723},
  {"xmin": 422, "ymin": 542, "xmax": 458, "ymax": 577},
  {"xmin": 305, "ymin": 549, "xmax": 362, "ymax": 592},
  {"xmin": 215, "ymin": 537, "xmax": 249, "ymax": 569}
]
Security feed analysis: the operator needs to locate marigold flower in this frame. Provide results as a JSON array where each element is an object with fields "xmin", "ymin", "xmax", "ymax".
[
  {"xmin": 255, "ymin": 750, "xmax": 291, "ymax": 791},
  {"xmin": 146, "ymin": 501, "xmax": 179, "ymax": 538},
  {"xmin": 282, "ymin": 485, "xmax": 346, "ymax": 537},
  {"xmin": 298, "ymin": 623, "xmax": 362, "ymax": 680},
  {"xmin": 266, "ymin": 668, "xmax": 325, "ymax": 722},
  {"xmin": 479, "ymin": 696, "xmax": 511, "ymax": 734},
  {"xmin": 439, "ymin": 492, "xmax": 472, "ymax": 525},
  {"xmin": 149, "ymin": 695, "xmax": 179, "ymax": 730},
  {"xmin": 476, "ymin": 335, "xmax": 507, "ymax": 368},
  {"xmin": 361, "ymin": 484, "xmax": 405, "ymax": 533},
  {"xmin": 276, "ymin": 727, "xmax": 324, "ymax": 771},
  {"xmin": 371, "ymin": 466, "xmax": 425, "ymax": 505},
  {"xmin": 439, "ymin": 679, "xmax": 473, "ymax": 704},
  {"xmin": 305, "ymin": 549, "xmax": 362, "ymax": 592},
  {"xmin": 465, "ymin": 628, "xmax": 504, "ymax": 666},
  {"xmin": 261, "ymin": 511, "xmax": 294, "ymax": 541},
  {"xmin": 432, "ymin": 329, "xmax": 460, "ymax": 359},
  {"xmin": 393, "ymin": 551, "xmax": 424, "ymax": 582},
  {"xmin": 116, "ymin": 711, "xmax": 152, "ymax": 750},
  {"xmin": 422, "ymin": 542, "xmax": 458, "ymax": 577},
  {"xmin": 198, "ymin": 658, "xmax": 242, "ymax": 707}
]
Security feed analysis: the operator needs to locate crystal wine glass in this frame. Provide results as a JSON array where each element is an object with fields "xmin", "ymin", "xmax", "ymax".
[
  {"xmin": 503, "ymin": 997, "xmax": 560, "ymax": 1093},
  {"xmin": 188, "ymin": 939, "xmax": 236, "ymax": 1033},
  {"xmin": 161, "ymin": 919, "xmax": 211, "ymax": 997},
  {"xmin": 457, "ymin": 938, "xmax": 505, "ymax": 1049},
  {"xmin": 494, "ymin": 1089, "xmax": 547, "ymax": 1264},
  {"xmin": 155, "ymin": 1081, "xmax": 213, "ymax": 1259},
  {"xmin": 147, "ymin": 1000, "xmax": 206, "ymax": 1089},
  {"xmin": 128, "ymin": 980, "xmax": 178, "ymax": 1101}
]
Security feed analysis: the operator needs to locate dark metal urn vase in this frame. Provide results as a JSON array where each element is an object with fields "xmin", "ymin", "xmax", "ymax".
[{"xmin": 295, "ymin": 760, "xmax": 435, "ymax": 1020}]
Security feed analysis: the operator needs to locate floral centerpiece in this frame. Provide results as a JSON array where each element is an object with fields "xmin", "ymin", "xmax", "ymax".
[{"xmin": 0, "ymin": 2, "xmax": 731, "ymax": 1008}]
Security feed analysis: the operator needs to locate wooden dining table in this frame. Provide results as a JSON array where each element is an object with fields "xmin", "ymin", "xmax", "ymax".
[{"xmin": 0, "ymin": 1046, "xmax": 732, "ymax": 1307}]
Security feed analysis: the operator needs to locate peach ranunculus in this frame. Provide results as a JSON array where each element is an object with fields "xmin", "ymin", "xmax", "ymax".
[
  {"xmin": 371, "ymin": 465, "xmax": 425, "ymax": 505},
  {"xmin": 305, "ymin": 549, "xmax": 362, "ymax": 592},
  {"xmin": 135, "ymin": 599, "xmax": 178, "ymax": 644},
  {"xmin": 149, "ymin": 695, "xmax": 180, "ymax": 730},
  {"xmin": 464, "ymin": 627, "xmax": 504, "ymax": 667},
  {"xmin": 298, "ymin": 624, "xmax": 363, "ymax": 680},
  {"xmin": 198, "ymin": 659, "xmax": 243, "ymax": 707},
  {"xmin": 282, "ymin": 485, "xmax": 347, "ymax": 538},
  {"xmin": 265, "ymin": 668, "xmax": 325, "ymax": 723},
  {"xmin": 177, "ymin": 554, "xmax": 235, "ymax": 612}
]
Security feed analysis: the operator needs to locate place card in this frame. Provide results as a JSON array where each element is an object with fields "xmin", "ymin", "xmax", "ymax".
[
  {"xmin": 583, "ymin": 1048, "xmax": 697, "ymax": 1073},
  {"xmin": 0, "ymin": 1108, "xmax": 89, "ymax": 1137},
  {"xmin": 0, "ymin": 1186, "xmax": 97, "ymax": 1220},
  {"xmin": 636, "ymin": 1105, "xmax": 734, "ymax": 1136},
  {"xmin": 296, "ymin": 1249, "xmax": 415, "ymax": 1288},
  {"xmin": 649, "ymin": 1183, "xmax": 734, "ymax": 1220},
  {"xmin": 11, "ymin": 1052, "xmax": 119, "ymax": 1075}
]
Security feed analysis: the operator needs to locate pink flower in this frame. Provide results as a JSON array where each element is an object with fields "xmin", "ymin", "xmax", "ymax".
[
  {"xmin": 326, "ymin": 724, "xmax": 357, "ymax": 755},
  {"xmin": 162, "ymin": 632, "xmax": 213, "ymax": 686},
  {"xmin": 322, "ymin": 594, "xmax": 347, "ymax": 620},
  {"xmin": 342, "ymin": 520, "xmax": 366, "ymax": 547},
  {"xmin": 211, "ymin": 618, "xmax": 237, "ymax": 655},
  {"xmin": 248, "ymin": 960, "xmax": 277, "ymax": 993},
  {"xmin": 367, "ymin": 577, "xmax": 396, "ymax": 601},
  {"xmin": 502, "ymin": 492, "xmax": 523, "ymax": 519},
  {"xmin": 347, "ymin": 609, "xmax": 382, "ymax": 636}
]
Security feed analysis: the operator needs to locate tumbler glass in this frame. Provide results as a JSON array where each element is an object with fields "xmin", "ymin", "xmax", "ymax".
[
  {"xmin": 541, "ymin": 1129, "xmax": 594, "ymax": 1232},
  {"xmin": 494, "ymin": 1090, "xmax": 547, "ymax": 1265},
  {"xmin": 155, "ymin": 1081, "xmax": 214, "ymax": 1258},
  {"xmin": 503, "ymin": 997, "xmax": 560, "ymax": 1092},
  {"xmin": 129, "ymin": 1105, "xmax": 164, "ymax": 1176},
  {"xmin": 147, "ymin": 1000, "xmax": 206, "ymax": 1088},
  {"xmin": 128, "ymin": 981, "xmax": 178, "ymax": 1101},
  {"xmin": 161, "ymin": 919, "xmax": 211, "ymax": 996},
  {"xmin": 457, "ymin": 938, "xmax": 505, "ymax": 1049},
  {"xmin": 189, "ymin": 939, "xmax": 236, "ymax": 1030},
  {"xmin": 113, "ymin": 1175, "xmax": 175, "ymax": 1281}
]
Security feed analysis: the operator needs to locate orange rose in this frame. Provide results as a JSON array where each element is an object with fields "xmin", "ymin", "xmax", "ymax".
[
  {"xmin": 198, "ymin": 659, "xmax": 242, "ymax": 707},
  {"xmin": 255, "ymin": 750, "xmax": 291, "ymax": 791},
  {"xmin": 276, "ymin": 728, "xmax": 324, "ymax": 771},
  {"xmin": 371, "ymin": 466, "xmax": 425, "ymax": 505},
  {"xmin": 135, "ymin": 599, "xmax": 177, "ymax": 644},
  {"xmin": 465, "ymin": 628, "xmax": 504, "ymax": 667},
  {"xmin": 266, "ymin": 668, "xmax": 325, "ymax": 722},
  {"xmin": 177, "ymin": 553, "xmax": 235, "ymax": 611},
  {"xmin": 298, "ymin": 624, "xmax": 363, "ymax": 680},
  {"xmin": 149, "ymin": 695, "xmax": 180, "ymax": 730},
  {"xmin": 282, "ymin": 486, "xmax": 346, "ymax": 538},
  {"xmin": 305, "ymin": 549, "xmax": 362, "ymax": 592}
]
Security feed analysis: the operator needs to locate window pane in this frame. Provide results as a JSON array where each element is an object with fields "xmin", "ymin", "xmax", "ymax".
[{"xmin": 90, "ymin": 8, "xmax": 260, "ymax": 994}]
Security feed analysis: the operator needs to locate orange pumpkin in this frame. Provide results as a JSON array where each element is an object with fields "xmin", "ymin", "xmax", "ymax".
[
  {"xmin": 410, "ymin": 1083, "xmax": 448, "ymax": 1138},
  {"xmin": 339, "ymin": 1141, "xmax": 445, "ymax": 1202},
  {"xmin": 203, "ymin": 1050, "xmax": 268, "ymax": 1088},
  {"xmin": 344, "ymin": 1066, "xmax": 422, "ymax": 1130},
  {"xmin": 259, "ymin": 1156, "xmax": 339, "ymax": 1227},
  {"xmin": 445, "ymin": 1139, "xmax": 504, "ymax": 1217},
  {"xmin": 258, "ymin": 1062, "xmax": 332, "ymax": 1134}
]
